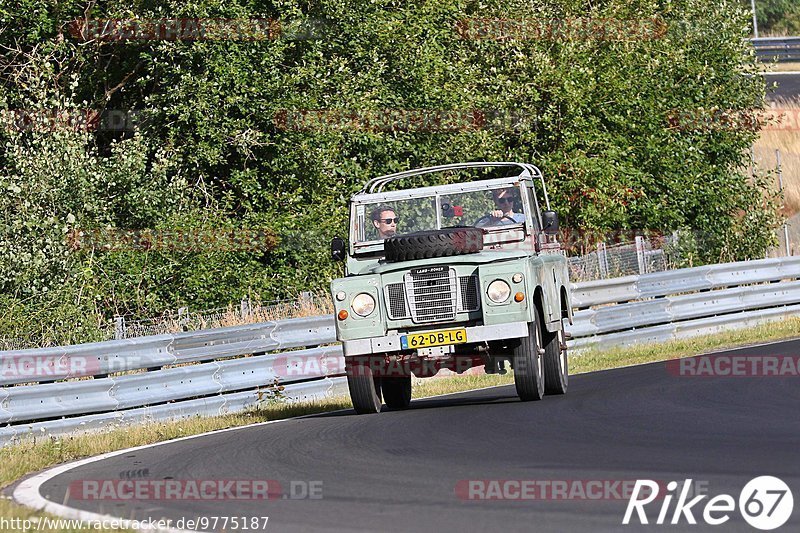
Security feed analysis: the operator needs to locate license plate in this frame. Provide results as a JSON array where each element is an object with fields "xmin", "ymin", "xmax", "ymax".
[{"xmin": 401, "ymin": 328, "xmax": 467, "ymax": 349}]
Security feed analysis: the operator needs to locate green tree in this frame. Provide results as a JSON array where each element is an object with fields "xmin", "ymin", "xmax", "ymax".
[
  {"xmin": 0, "ymin": 0, "xmax": 781, "ymax": 345},
  {"xmin": 742, "ymin": 0, "xmax": 800, "ymax": 35}
]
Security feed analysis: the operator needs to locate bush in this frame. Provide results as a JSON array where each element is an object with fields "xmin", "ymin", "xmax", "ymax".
[{"xmin": 0, "ymin": 0, "xmax": 781, "ymax": 345}]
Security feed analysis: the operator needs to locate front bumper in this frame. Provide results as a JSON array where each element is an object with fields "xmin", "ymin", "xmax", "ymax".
[{"xmin": 341, "ymin": 321, "xmax": 529, "ymax": 357}]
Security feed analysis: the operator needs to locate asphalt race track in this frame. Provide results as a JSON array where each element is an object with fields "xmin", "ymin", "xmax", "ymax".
[
  {"xmin": 765, "ymin": 73, "xmax": 800, "ymax": 101},
  {"xmin": 33, "ymin": 339, "xmax": 800, "ymax": 532}
]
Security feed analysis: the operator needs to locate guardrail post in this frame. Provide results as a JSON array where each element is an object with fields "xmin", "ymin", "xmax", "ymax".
[
  {"xmin": 113, "ymin": 316, "xmax": 126, "ymax": 340},
  {"xmin": 299, "ymin": 291, "xmax": 313, "ymax": 312},
  {"xmin": 635, "ymin": 236, "xmax": 647, "ymax": 274},
  {"xmin": 240, "ymin": 297, "xmax": 251, "ymax": 319},
  {"xmin": 177, "ymin": 307, "xmax": 189, "ymax": 331},
  {"xmin": 598, "ymin": 242, "xmax": 609, "ymax": 279},
  {"xmin": 777, "ymin": 149, "xmax": 791, "ymax": 256}
]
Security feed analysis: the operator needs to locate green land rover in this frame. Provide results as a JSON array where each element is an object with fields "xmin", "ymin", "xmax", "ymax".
[{"xmin": 330, "ymin": 162, "xmax": 572, "ymax": 414}]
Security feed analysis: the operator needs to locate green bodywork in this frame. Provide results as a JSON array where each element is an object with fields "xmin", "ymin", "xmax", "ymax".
[
  {"xmin": 331, "ymin": 164, "xmax": 572, "ymax": 350},
  {"xmin": 332, "ymin": 239, "xmax": 571, "ymax": 343}
]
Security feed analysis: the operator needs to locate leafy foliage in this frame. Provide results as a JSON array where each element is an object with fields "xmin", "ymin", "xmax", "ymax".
[
  {"xmin": 742, "ymin": 0, "xmax": 800, "ymax": 35},
  {"xmin": 0, "ymin": 0, "xmax": 780, "ymax": 345}
]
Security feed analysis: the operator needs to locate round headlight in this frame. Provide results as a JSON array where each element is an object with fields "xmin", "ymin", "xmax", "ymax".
[
  {"xmin": 351, "ymin": 293, "xmax": 376, "ymax": 317},
  {"xmin": 487, "ymin": 279, "xmax": 511, "ymax": 303}
]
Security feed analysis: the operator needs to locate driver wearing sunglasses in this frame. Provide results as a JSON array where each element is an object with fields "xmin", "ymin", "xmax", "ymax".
[
  {"xmin": 477, "ymin": 188, "xmax": 525, "ymax": 226},
  {"xmin": 371, "ymin": 205, "xmax": 400, "ymax": 239}
]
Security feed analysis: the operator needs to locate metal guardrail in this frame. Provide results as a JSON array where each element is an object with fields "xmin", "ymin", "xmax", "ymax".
[
  {"xmin": 570, "ymin": 280, "xmax": 800, "ymax": 337},
  {"xmin": 0, "ymin": 378, "xmax": 349, "ymax": 443},
  {"xmin": 570, "ymin": 256, "xmax": 800, "ymax": 308},
  {"xmin": 753, "ymin": 37, "xmax": 800, "ymax": 62},
  {"xmin": 1, "ymin": 257, "xmax": 800, "ymax": 444},
  {"xmin": 0, "ymin": 315, "xmax": 335, "ymax": 386},
  {"xmin": 1, "ymin": 345, "xmax": 343, "ymax": 424},
  {"xmin": 570, "ymin": 304, "xmax": 800, "ymax": 350}
]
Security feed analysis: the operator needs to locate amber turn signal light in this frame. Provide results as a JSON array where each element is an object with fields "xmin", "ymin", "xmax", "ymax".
[
  {"xmin": 514, "ymin": 292, "xmax": 525, "ymax": 302},
  {"xmin": 338, "ymin": 309, "xmax": 349, "ymax": 320}
]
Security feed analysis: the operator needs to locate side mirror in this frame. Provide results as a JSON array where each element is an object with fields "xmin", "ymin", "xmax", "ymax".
[
  {"xmin": 331, "ymin": 236, "xmax": 346, "ymax": 262},
  {"xmin": 542, "ymin": 210, "xmax": 559, "ymax": 235}
]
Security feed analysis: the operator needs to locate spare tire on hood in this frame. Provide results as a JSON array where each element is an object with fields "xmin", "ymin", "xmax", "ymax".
[{"xmin": 384, "ymin": 227, "xmax": 484, "ymax": 263}]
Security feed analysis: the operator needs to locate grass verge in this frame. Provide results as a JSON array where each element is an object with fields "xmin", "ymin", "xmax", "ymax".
[
  {"xmin": 760, "ymin": 61, "xmax": 800, "ymax": 74},
  {"xmin": 570, "ymin": 317, "xmax": 800, "ymax": 374},
  {"xmin": 2, "ymin": 317, "xmax": 800, "ymax": 531}
]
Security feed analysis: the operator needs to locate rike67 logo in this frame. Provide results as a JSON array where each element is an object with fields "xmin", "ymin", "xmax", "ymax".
[{"xmin": 624, "ymin": 477, "xmax": 794, "ymax": 530}]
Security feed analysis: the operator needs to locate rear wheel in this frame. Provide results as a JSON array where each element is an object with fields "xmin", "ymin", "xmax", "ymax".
[
  {"xmin": 381, "ymin": 376, "xmax": 412, "ymax": 409},
  {"xmin": 346, "ymin": 361, "xmax": 382, "ymax": 414},
  {"xmin": 513, "ymin": 306, "xmax": 545, "ymax": 401},
  {"xmin": 543, "ymin": 321, "xmax": 568, "ymax": 395}
]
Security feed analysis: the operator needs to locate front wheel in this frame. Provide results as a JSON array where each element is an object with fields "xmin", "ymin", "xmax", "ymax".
[
  {"xmin": 346, "ymin": 361, "xmax": 382, "ymax": 414},
  {"xmin": 543, "ymin": 321, "xmax": 568, "ymax": 395},
  {"xmin": 381, "ymin": 376, "xmax": 412, "ymax": 409},
  {"xmin": 513, "ymin": 307, "xmax": 545, "ymax": 401}
]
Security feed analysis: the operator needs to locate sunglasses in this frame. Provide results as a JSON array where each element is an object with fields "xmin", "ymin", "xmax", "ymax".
[
  {"xmin": 379, "ymin": 218, "xmax": 399, "ymax": 224},
  {"xmin": 494, "ymin": 197, "xmax": 514, "ymax": 204}
]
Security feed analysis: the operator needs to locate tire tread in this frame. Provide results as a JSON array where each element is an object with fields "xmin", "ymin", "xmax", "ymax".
[{"xmin": 385, "ymin": 228, "xmax": 483, "ymax": 263}]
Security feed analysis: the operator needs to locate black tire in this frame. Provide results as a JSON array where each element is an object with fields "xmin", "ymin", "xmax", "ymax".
[
  {"xmin": 346, "ymin": 361, "xmax": 382, "ymax": 414},
  {"xmin": 384, "ymin": 228, "xmax": 483, "ymax": 263},
  {"xmin": 513, "ymin": 307, "xmax": 545, "ymax": 401},
  {"xmin": 381, "ymin": 376, "xmax": 412, "ymax": 409},
  {"xmin": 542, "ymin": 321, "xmax": 568, "ymax": 395}
]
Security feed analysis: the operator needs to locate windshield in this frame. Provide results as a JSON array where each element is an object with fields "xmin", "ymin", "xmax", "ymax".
[{"xmin": 355, "ymin": 185, "xmax": 526, "ymax": 244}]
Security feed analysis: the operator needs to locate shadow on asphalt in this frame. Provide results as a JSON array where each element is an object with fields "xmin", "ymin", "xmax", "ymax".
[{"xmin": 307, "ymin": 388, "xmax": 520, "ymax": 418}]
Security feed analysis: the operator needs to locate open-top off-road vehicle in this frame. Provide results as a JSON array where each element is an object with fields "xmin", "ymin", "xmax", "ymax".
[{"xmin": 330, "ymin": 162, "xmax": 572, "ymax": 414}]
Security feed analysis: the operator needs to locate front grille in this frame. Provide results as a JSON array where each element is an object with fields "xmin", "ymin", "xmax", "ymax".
[
  {"xmin": 405, "ymin": 268, "xmax": 457, "ymax": 323},
  {"xmin": 385, "ymin": 272, "xmax": 480, "ymax": 321}
]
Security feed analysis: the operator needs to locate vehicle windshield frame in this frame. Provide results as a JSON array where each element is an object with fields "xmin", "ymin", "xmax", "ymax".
[{"xmin": 349, "ymin": 176, "xmax": 541, "ymax": 255}]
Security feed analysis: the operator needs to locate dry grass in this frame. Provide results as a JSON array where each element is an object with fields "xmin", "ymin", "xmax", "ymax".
[
  {"xmin": 759, "ymin": 61, "xmax": 800, "ymax": 73},
  {"xmin": 223, "ymin": 293, "xmax": 334, "ymax": 325},
  {"xmin": 753, "ymin": 100, "xmax": 800, "ymax": 216},
  {"xmin": 118, "ymin": 292, "xmax": 335, "ymax": 339}
]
